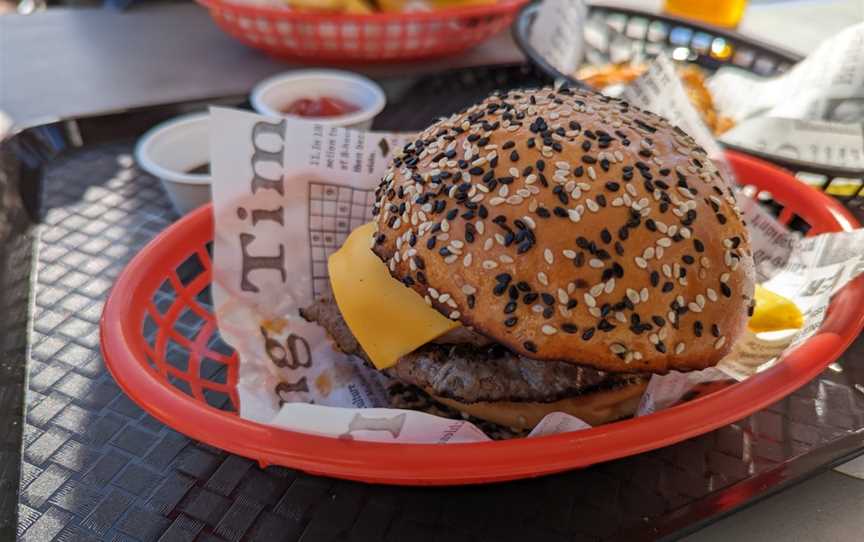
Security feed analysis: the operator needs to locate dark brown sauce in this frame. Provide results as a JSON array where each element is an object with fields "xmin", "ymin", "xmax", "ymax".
[{"xmin": 185, "ymin": 163, "xmax": 210, "ymax": 175}]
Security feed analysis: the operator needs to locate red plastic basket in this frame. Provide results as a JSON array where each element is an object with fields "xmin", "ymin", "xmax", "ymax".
[
  {"xmin": 101, "ymin": 151, "xmax": 864, "ymax": 485},
  {"xmin": 195, "ymin": 0, "xmax": 527, "ymax": 62}
]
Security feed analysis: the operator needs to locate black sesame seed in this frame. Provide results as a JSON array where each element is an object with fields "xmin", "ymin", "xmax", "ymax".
[
  {"xmin": 518, "ymin": 240, "xmax": 533, "ymax": 254},
  {"xmin": 402, "ymin": 276, "xmax": 415, "ymax": 286},
  {"xmin": 416, "ymin": 271, "xmax": 427, "ymax": 284},
  {"xmin": 682, "ymin": 254, "xmax": 695, "ymax": 265},
  {"xmin": 510, "ymin": 150, "xmax": 520, "ymax": 162},
  {"xmin": 613, "ymin": 262, "xmax": 624, "ymax": 278},
  {"xmin": 505, "ymin": 317, "xmax": 518, "ymax": 327},
  {"xmin": 581, "ymin": 155, "xmax": 597, "ymax": 164},
  {"xmin": 721, "ymin": 283, "xmax": 732, "ymax": 297},
  {"xmin": 596, "ymin": 194, "xmax": 607, "ymax": 207},
  {"xmin": 711, "ymin": 324, "xmax": 720, "ymax": 337},
  {"xmin": 573, "ymin": 166, "xmax": 584, "ymax": 177},
  {"xmin": 614, "ymin": 242, "xmax": 625, "ymax": 256},
  {"xmin": 466, "ymin": 294, "xmax": 475, "ymax": 308},
  {"xmin": 554, "ymin": 207, "xmax": 568, "ymax": 218},
  {"xmin": 523, "ymin": 293, "xmax": 539, "ymax": 304},
  {"xmin": 574, "ymin": 252, "xmax": 585, "ymax": 267},
  {"xmin": 605, "ymin": 182, "xmax": 620, "ymax": 192},
  {"xmin": 581, "ymin": 140, "xmax": 591, "ymax": 151},
  {"xmin": 567, "ymin": 299, "xmax": 578, "ymax": 309},
  {"xmin": 717, "ymin": 213, "xmax": 727, "ymax": 224},
  {"xmin": 446, "ymin": 209, "xmax": 458, "ymax": 220},
  {"xmin": 502, "ymin": 140, "xmax": 515, "ymax": 149},
  {"xmin": 536, "ymin": 207, "xmax": 551, "ymax": 218},
  {"xmin": 496, "ymin": 273, "xmax": 511, "ymax": 284},
  {"xmin": 562, "ymin": 323, "xmax": 578, "ymax": 334},
  {"xmin": 524, "ymin": 340, "xmax": 537, "ymax": 352},
  {"xmin": 504, "ymin": 301, "xmax": 517, "ymax": 314},
  {"xmin": 655, "ymin": 341, "xmax": 667, "ymax": 353},
  {"xmin": 598, "ymin": 319, "xmax": 614, "ymax": 332},
  {"xmin": 536, "ymin": 159, "xmax": 545, "ymax": 171},
  {"xmin": 468, "ymin": 166, "xmax": 483, "ymax": 176},
  {"xmin": 694, "ymin": 239, "xmax": 705, "ymax": 252},
  {"xmin": 652, "ymin": 315, "xmax": 666, "ymax": 327},
  {"xmin": 650, "ymin": 271, "xmax": 659, "ymax": 287},
  {"xmin": 582, "ymin": 327, "xmax": 595, "ymax": 341},
  {"xmin": 618, "ymin": 227, "xmax": 629, "ymax": 241},
  {"xmin": 662, "ymin": 282, "xmax": 674, "ymax": 293},
  {"xmin": 509, "ymin": 286, "xmax": 519, "ymax": 300},
  {"xmin": 541, "ymin": 293, "xmax": 555, "ymax": 306},
  {"xmin": 694, "ymin": 321, "xmax": 703, "ymax": 337}
]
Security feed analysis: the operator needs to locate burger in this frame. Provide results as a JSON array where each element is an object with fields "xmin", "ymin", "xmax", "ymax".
[{"xmin": 301, "ymin": 86, "xmax": 755, "ymax": 434}]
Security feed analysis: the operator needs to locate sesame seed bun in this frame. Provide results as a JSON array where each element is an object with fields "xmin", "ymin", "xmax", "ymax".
[{"xmin": 372, "ymin": 86, "xmax": 755, "ymax": 374}]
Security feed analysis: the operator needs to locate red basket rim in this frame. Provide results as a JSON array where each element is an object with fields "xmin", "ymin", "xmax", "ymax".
[
  {"xmin": 196, "ymin": 0, "xmax": 527, "ymax": 21},
  {"xmin": 101, "ymin": 150, "xmax": 864, "ymax": 485}
]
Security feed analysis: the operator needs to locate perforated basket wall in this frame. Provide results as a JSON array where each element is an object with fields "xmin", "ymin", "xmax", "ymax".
[{"xmin": 197, "ymin": 0, "xmax": 526, "ymax": 62}]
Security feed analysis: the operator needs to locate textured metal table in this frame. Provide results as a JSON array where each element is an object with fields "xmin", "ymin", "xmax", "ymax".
[{"xmin": 4, "ymin": 65, "xmax": 864, "ymax": 542}]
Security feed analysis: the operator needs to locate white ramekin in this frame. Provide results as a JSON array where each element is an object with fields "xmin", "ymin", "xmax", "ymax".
[
  {"xmin": 250, "ymin": 70, "xmax": 386, "ymax": 130},
  {"xmin": 134, "ymin": 112, "xmax": 211, "ymax": 216}
]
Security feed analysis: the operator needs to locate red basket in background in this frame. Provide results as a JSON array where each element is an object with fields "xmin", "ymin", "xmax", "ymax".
[{"xmin": 196, "ymin": 0, "xmax": 527, "ymax": 62}]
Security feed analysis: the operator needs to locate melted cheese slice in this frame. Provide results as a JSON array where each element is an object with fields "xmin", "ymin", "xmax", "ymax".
[
  {"xmin": 748, "ymin": 285, "xmax": 804, "ymax": 333},
  {"xmin": 328, "ymin": 222, "xmax": 458, "ymax": 369}
]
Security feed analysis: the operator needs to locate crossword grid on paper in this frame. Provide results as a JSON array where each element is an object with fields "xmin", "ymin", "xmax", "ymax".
[{"xmin": 308, "ymin": 182, "xmax": 377, "ymax": 299}]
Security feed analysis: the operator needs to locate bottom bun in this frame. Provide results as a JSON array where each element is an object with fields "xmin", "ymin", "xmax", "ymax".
[{"xmin": 429, "ymin": 379, "xmax": 648, "ymax": 431}]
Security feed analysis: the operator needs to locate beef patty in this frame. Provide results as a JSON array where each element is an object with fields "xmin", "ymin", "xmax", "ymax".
[{"xmin": 300, "ymin": 299, "xmax": 646, "ymax": 404}]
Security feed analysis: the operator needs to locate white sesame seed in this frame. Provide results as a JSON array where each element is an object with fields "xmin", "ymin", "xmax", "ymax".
[
  {"xmin": 584, "ymin": 293, "xmax": 596, "ymax": 307},
  {"xmin": 714, "ymin": 336, "xmax": 726, "ymax": 349},
  {"xmin": 489, "ymin": 197, "xmax": 505, "ymax": 206},
  {"xmin": 476, "ymin": 184, "xmax": 489, "ymax": 193},
  {"xmin": 532, "ymin": 304, "xmax": 544, "ymax": 314},
  {"xmin": 589, "ymin": 258, "xmax": 604, "ymax": 268},
  {"xmin": 656, "ymin": 247, "xmax": 664, "ymax": 259},
  {"xmin": 517, "ymin": 189, "xmax": 531, "ymax": 198},
  {"xmin": 587, "ymin": 166, "xmax": 597, "ymax": 180},
  {"xmin": 605, "ymin": 279, "xmax": 616, "ymax": 294},
  {"xmin": 656, "ymin": 221, "xmax": 668, "ymax": 234},
  {"xmin": 615, "ymin": 312, "xmax": 627, "ymax": 323},
  {"xmin": 680, "ymin": 227, "xmax": 691, "ymax": 239},
  {"xmin": 627, "ymin": 289, "xmax": 640, "ymax": 304},
  {"xmin": 499, "ymin": 254, "xmax": 514, "ymax": 264},
  {"xmin": 640, "ymin": 288, "xmax": 649, "ymax": 302},
  {"xmin": 635, "ymin": 257, "xmax": 648, "ymax": 269},
  {"xmin": 476, "ymin": 221, "xmax": 485, "ymax": 235},
  {"xmin": 578, "ymin": 182, "xmax": 591, "ymax": 191},
  {"xmin": 675, "ymin": 342, "xmax": 685, "ymax": 355},
  {"xmin": 567, "ymin": 208, "xmax": 581, "ymax": 222},
  {"xmin": 483, "ymin": 238, "xmax": 493, "ymax": 251},
  {"xmin": 509, "ymin": 167, "xmax": 520, "ymax": 178},
  {"xmin": 590, "ymin": 283, "xmax": 604, "ymax": 297},
  {"xmin": 589, "ymin": 307, "xmax": 602, "ymax": 318},
  {"xmin": 707, "ymin": 288, "xmax": 718, "ymax": 302},
  {"xmin": 522, "ymin": 216, "xmax": 536, "ymax": 230},
  {"xmin": 567, "ymin": 282, "xmax": 576, "ymax": 294},
  {"xmin": 612, "ymin": 197, "xmax": 624, "ymax": 207},
  {"xmin": 525, "ymin": 174, "xmax": 537, "ymax": 185},
  {"xmin": 688, "ymin": 302, "xmax": 702, "ymax": 313},
  {"xmin": 462, "ymin": 253, "xmax": 472, "ymax": 267},
  {"xmin": 696, "ymin": 294, "xmax": 706, "ymax": 307},
  {"xmin": 528, "ymin": 199, "xmax": 538, "ymax": 212},
  {"xmin": 559, "ymin": 306, "xmax": 572, "ymax": 318},
  {"xmin": 556, "ymin": 161, "xmax": 569, "ymax": 170},
  {"xmin": 721, "ymin": 272, "xmax": 730, "ymax": 283},
  {"xmin": 498, "ymin": 185, "xmax": 509, "ymax": 198},
  {"xmin": 657, "ymin": 237, "xmax": 672, "ymax": 248},
  {"xmin": 644, "ymin": 247, "xmax": 655, "ymax": 260},
  {"xmin": 449, "ymin": 311, "xmax": 461, "ymax": 320},
  {"xmin": 649, "ymin": 333, "xmax": 659, "ymax": 345},
  {"xmin": 506, "ymin": 195, "xmax": 524, "ymax": 205},
  {"xmin": 541, "ymin": 248, "xmax": 554, "ymax": 265},
  {"xmin": 610, "ymin": 343, "xmax": 627, "ymax": 354},
  {"xmin": 668, "ymin": 311, "xmax": 677, "ymax": 324},
  {"xmin": 537, "ymin": 272, "xmax": 549, "ymax": 286},
  {"xmin": 428, "ymin": 288, "xmax": 439, "ymax": 299},
  {"xmin": 482, "ymin": 260, "xmax": 498, "ymax": 270},
  {"xmin": 444, "ymin": 255, "xmax": 458, "ymax": 264},
  {"xmin": 587, "ymin": 199, "xmax": 600, "ymax": 213},
  {"xmin": 626, "ymin": 184, "xmax": 638, "ymax": 197},
  {"xmin": 462, "ymin": 285, "xmax": 476, "ymax": 295},
  {"xmin": 563, "ymin": 249, "xmax": 577, "ymax": 259}
]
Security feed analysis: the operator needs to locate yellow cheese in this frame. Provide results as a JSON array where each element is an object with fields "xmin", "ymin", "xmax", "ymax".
[
  {"xmin": 328, "ymin": 222, "xmax": 458, "ymax": 369},
  {"xmin": 748, "ymin": 285, "xmax": 804, "ymax": 333}
]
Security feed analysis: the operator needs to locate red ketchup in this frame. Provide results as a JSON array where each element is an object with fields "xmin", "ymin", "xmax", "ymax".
[{"xmin": 282, "ymin": 97, "xmax": 361, "ymax": 118}]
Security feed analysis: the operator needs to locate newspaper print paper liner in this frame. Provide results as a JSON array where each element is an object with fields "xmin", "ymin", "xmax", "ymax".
[
  {"xmin": 210, "ymin": 102, "xmax": 864, "ymax": 444},
  {"xmin": 530, "ymin": 0, "xmax": 864, "ymax": 173}
]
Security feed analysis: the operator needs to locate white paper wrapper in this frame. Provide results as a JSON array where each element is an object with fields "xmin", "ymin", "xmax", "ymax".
[{"xmin": 208, "ymin": 104, "xmax": 864, "ymax": 443}]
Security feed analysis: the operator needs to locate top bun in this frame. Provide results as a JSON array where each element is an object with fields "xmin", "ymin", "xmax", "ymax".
[{"xmin": 371, "ymin": 87, "xmax": 754, "ymax": 374}]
